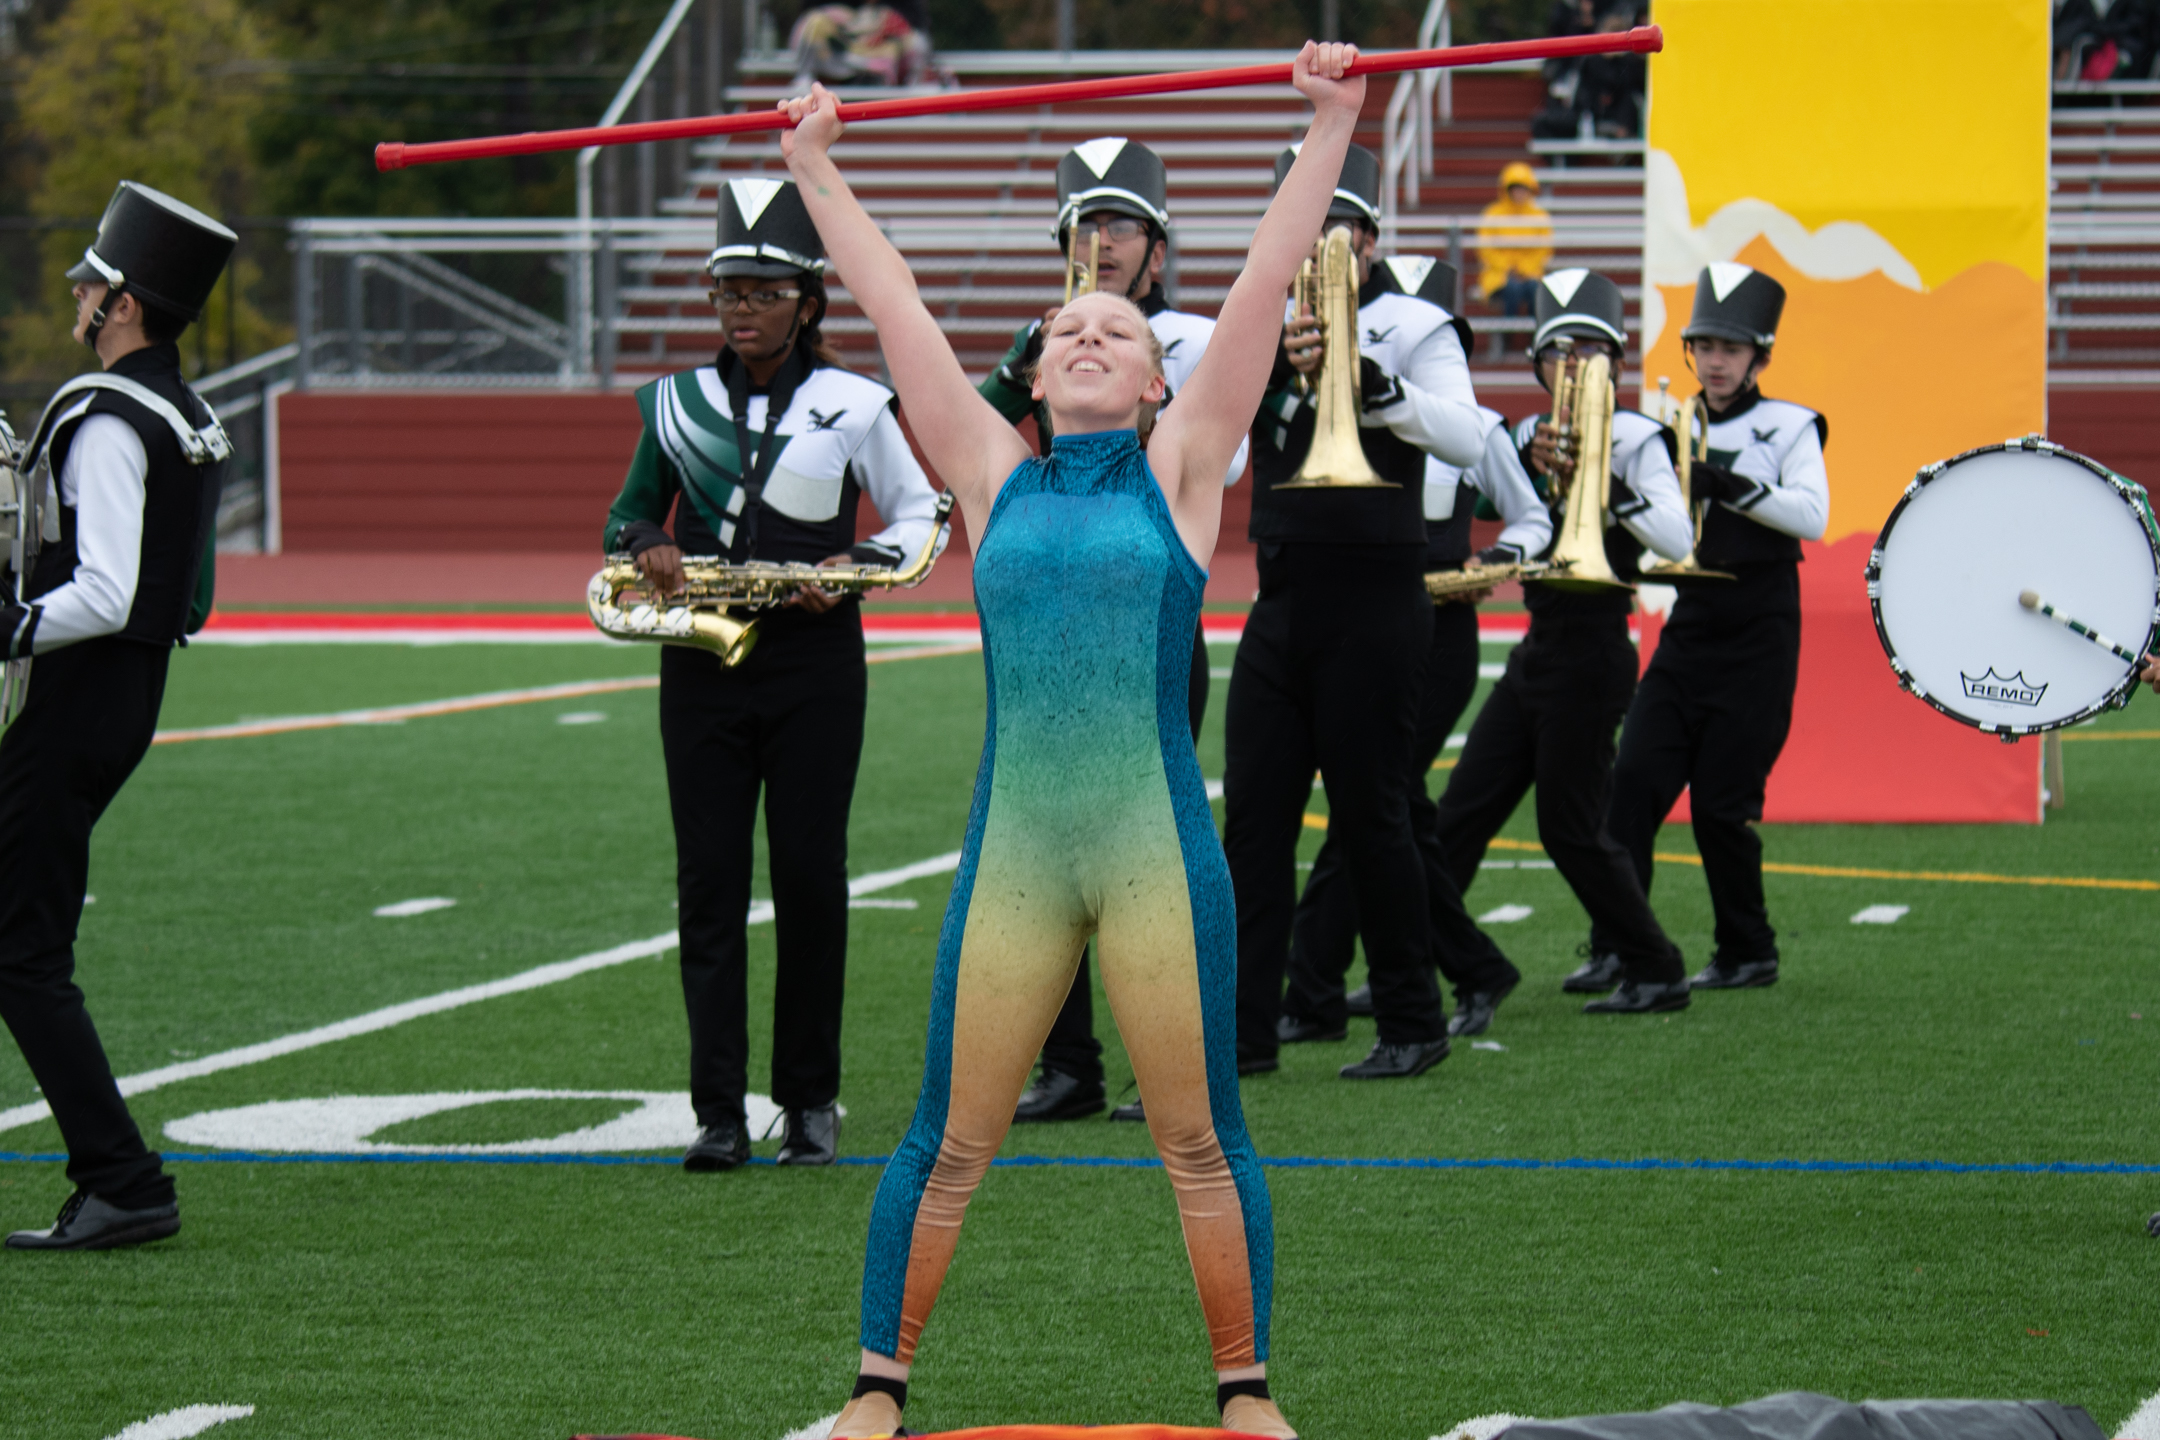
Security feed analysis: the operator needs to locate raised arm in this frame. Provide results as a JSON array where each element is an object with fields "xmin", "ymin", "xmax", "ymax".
[
  {"xmin": 779, "ymin": 86, "xmax": 1031, "ymax": 538},
  {"xmin": 1151, "ymin": 44, "xmax": 1365, "ymax": 539}
]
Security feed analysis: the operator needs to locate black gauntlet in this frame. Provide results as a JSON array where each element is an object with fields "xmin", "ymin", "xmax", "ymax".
[
  {"xmin": 2, "ymin": 603, "xmax": 38, "ymax": 661},
  {"xmin": 1358, "ymin": 356, "xmax": 1405, "ymax": 411},
  {"xmin": 616, "ymin": 520, "xmax": 675, "ymax": 558},
  {"xmin": 1689, "ymin": 461, "xmax": 1761, "ymax": 506}
]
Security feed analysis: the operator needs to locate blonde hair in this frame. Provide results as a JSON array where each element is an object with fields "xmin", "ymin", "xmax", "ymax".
[{"xmin": 1026, "ymin": 292, "xmax": 1166, "ymax": 441}]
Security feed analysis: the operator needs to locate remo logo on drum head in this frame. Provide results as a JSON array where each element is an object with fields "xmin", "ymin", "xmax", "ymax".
[{"xmin": 1868, "ymin": 437, "xmax": 2160, "ymax": 739}]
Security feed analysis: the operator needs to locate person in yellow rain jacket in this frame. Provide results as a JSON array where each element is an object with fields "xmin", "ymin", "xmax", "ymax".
[{"xmin": 1475, "ymin": 161, "xmax": 1552, "ymax": 344}]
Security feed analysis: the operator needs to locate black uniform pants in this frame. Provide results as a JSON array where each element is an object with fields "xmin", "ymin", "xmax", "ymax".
[
  {"xmin": 1434, "ymin": 613, "xmax": 1684, "ymax": 983},
  {"xmin": 1595, "ymin": 572, "xmax": 1801, "ymax": 966},
  {"xmin": 1283, "ymin": 600, "xmax": 1516, "ymax": 1026},
  {"xmin": 661, "ymin": 619, "xmax": 866, "ymax": 1128},
  {"xmin": 1039, "ymin": 621, "xmax": 1210, "ymax": 1082},
  {"xmin": 0, "ymin": 637, "xmax": 175, "ymax": 1209},
  {"xmin": 1226, "ymin": 545, "xmax": 1447, "ymax": 1054}
]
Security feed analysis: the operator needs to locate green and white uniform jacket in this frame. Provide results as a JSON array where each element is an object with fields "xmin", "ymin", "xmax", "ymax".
[{"xmin": 605, "ymin": 354, "xmax": 942, "ymax": 568}]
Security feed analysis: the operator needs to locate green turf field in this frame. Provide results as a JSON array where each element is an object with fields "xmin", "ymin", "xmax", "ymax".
[{"xmin": 1, "ymin": 638, "xmax": 2155, "ymax": 1440}]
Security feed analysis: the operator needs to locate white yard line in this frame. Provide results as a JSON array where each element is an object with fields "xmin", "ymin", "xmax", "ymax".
[
  {"xmin": 0, "ymin": 850, "xmax": 964, "ymax": 1135},
  {"xmin": 153, "ymin": 678, "xmax": 661, "ymax": 745},
  {"xmin": 154, "ymin": 644, "xmax": 973, "ymax": 748},
  {"xmin": 2120, "ymin": 1388, "xmax": 2160, "ymax": 1440},
  {"xmin": 104, "ymin": 1406, "xmax": 254, "ymax": 1440}
]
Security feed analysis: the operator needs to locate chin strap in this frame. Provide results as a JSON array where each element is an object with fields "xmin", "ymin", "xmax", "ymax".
[{"xmin": 80, "ymin": 293, "xmax": 115, "ymax": 352}]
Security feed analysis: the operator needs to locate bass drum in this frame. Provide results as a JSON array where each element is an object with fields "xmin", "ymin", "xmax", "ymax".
[{"xmin": 1869, "ymin": 438, "xmax": 2160, "ymax": 738}]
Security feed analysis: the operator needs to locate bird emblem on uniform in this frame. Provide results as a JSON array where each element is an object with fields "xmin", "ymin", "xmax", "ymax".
[{"xmin": 808, "ymin": 407, "xmax": 847, "ymax": 431}]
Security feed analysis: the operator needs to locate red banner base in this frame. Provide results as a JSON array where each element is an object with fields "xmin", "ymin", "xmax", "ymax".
[{"xmin": 1637, "ymin": 533, "xmax": 2041, "ymax": 825}]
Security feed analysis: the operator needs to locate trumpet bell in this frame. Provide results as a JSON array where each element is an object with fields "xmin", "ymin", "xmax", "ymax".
[{"xmin": 1280, "ymin": 226, "xmax": 1392, "ymax": 490}]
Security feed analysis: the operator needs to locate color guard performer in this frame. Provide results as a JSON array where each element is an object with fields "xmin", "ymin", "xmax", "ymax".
[
  {"xmin": 1278, "ymin": 260, "xmax": 1551, "ymax": 1042},
  {"xmin": 604, "ymin": 179, "xmax": 943, "ymax": 1170},
  {"xmin": 1227, "ymin": 148, "xmax": 1488, "ymax": 1079},
  {"xmin": 0, "ymin": 182, "xmax": 233, "ymax": 1249},
  {"xmin": 1431, "ymin": 269, "xmax": 1695, "ymax": 1014},
  {"xmin": 1588, "ymin": 264, "xmax": 1827, "ymax": 991},
  {"xmin": 979, "ymin": 138, "xmax": 1246, "ymax": 1123}
]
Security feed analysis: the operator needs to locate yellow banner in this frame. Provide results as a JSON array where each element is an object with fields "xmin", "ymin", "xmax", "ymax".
[{"xmin": 1641, "ymin": 0, "xmax": 2050, "ymax": 541}]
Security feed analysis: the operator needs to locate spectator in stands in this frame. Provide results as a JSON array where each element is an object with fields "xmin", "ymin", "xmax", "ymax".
[
  {"xmin": 1577, "ymin": 5, "xmax": 1648, "ymax": 137},
  {"xmin": 1476, "ymin": 161, "xmax": 1551, "ymax": 355},
  {"xmin": 789, "ymin": 1, "xmax": 948, "ymax": 89}
]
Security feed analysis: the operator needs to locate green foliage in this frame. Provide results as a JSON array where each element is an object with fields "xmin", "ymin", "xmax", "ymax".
[
  {"xmin": 3, "ymin": 0, "xmax": 281, "ymax": 382},
  {"xmin": 242, "ymin": 0, "xmax": 650, "ymax": 219}
]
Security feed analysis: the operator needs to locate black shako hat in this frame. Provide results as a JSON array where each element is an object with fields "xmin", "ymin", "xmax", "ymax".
[
  {"xmin": 1375, "ymin": 254, "xmax": 1474, "ymax": 351},
  {"xmin": 1272, "ymin": 143, "xmax": 1382, "ymax": 230},
  {"xmin": 1532, "ymin": 267, "xmax": 1628, "ymax": 353},
  {"xmin": 1053, "ymin": 137, "xmax": 1171, "ymax": 242},
  {"xmin": 66, "ymin": 181, "xmax": 237, "ymax": 323},
  {"xmin": 1681, "ymin": 262, "xmax": 1786, "ymax": 349},
  {"xmin": 708, "ymin": 178, "xmax": 826, "ymax": 279}
]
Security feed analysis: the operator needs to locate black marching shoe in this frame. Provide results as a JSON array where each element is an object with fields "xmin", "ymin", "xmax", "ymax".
[
  {"xmin": 6, "ymin": 1191, "xmax": 179, "ymax": 1251},
  {"xmin": 2147, "ymin": 1212, "xmax": 2160, "ymax": 1239},
  {"xmin": 1339, "ymin": 1036, "xmax": 1450, "ymax": 1079},
  {"xmin": 1013, "ymin": 1067, "xmax": 1105, "ymax": 1122},
  {"xmin": 1582, "ymin": 978, "xmax": 1692, "ymax": 1015},
  {"xmin": 777, "ymin": 1103, "xmax": 840, "ymax": 1165},
  {"xmin": 1276, "ymin": 1013, "xmax": 1348, "ymax": 1044},
  {"xmin": 1562, "ymin": 946, "xmax": 1626, "ymax": 994},
  {"xmin": 683, "ymin": 1119, "xmax": 751, "ymax": 1171},
  {"xmin": 1690, "ymin": 955, "xmax": 1780, "ymax": 990},
  {"xmin": 1447, "ymin": 973, "xmax": 1520, "ymax": 1038},
  {"xmin": 1236, "ymin": 1045, "xmax": 1280, "ymax": 1076},
  {"xmin": 1110, "ymin": 1096, "xmax": 1147, "ymax": 1123},
  {"xmin": 1344, "ymin": 983, "xmax": 1374, "ymax": 1017}
]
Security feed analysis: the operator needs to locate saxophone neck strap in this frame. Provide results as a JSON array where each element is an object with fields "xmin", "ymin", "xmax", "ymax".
[
  {"xmin": 722, "ymin": 346, "xmax": 808, "ymax": 563},
  {"xmin": 27, "ymin": 372, "xmax": 231, "ymax": 474}
]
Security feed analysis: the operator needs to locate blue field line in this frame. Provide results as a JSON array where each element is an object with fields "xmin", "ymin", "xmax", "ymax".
[{"xmin": 2, "ymin": 1150, "xmax": 2156, "ymax": 1174}]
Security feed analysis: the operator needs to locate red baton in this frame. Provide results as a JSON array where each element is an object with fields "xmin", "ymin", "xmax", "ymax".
[{"xmin": 375, "ymin": 27, "xmax": 1660, "ymax": 172}]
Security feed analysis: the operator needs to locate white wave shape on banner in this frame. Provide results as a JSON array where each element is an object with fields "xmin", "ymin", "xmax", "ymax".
[{"xmin": 1641, "ymin": 148, "xmax": 1924, "ymax": 351}]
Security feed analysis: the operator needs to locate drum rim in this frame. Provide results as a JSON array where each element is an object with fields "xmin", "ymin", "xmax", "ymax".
[{"xmin": 1866, "ymin": 435, "xmax": 2160, "ymax": 739}]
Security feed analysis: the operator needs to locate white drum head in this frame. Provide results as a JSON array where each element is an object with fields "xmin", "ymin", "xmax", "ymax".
[{"xmin": 1871, "ymin": 442, "xmax": 2160, "ymax": 735}]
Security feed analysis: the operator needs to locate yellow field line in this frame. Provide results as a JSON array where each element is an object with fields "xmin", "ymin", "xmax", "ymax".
[
  {"xmin": 2060, "ymin": 729, "xmax": 2160, "ymax": 742},
  {"xmin": 1304, "ymin": 822, "xmax": 2157, "ymax": 892}
]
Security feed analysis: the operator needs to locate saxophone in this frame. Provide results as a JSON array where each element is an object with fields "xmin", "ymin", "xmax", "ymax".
[{"xmin": 588, "ymin": 491, "xmax": 955, "ymax": 667}]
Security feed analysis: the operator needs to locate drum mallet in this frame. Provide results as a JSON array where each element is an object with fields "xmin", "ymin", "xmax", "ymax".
[{"xmin": 2019, "ymin": 590, "xmax": 2143, "ymax": 665}]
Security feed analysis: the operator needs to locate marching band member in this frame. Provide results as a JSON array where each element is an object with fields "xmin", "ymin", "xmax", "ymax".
[
  {"xmin": 603, "ymin": 178, "xmax": 942, "ymax": 1171},
  {"xmin": 979, "ymin": 138, "xmax": 1246, "ymax": 1125},
  {"xmin": 1279, "ymin": 260, "xmax": 1551, "ymax": 1042},
  {"xmin": 1431, "ymin": 269, "xmax": 1695, "ymax": 1015},
  {"xmin": 779, "ymin": 44, "xmax": 1367, "ymax": 1437},
  {"xmin": 1588, "ymin": 264, "xmax": 1828, "ymax": 991},
  {"xmin": 0, "ymin": 182, "xmax": 233, "ymax": 1249},
  {"xmin": 1226, "ymin": 147, "xmax": 1488, "ymax": 1081}
]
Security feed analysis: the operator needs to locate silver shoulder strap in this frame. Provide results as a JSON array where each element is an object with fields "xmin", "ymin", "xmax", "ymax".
[{"xmin": 27, "ymin": 372, "xmax": 232, "ymax": 471}]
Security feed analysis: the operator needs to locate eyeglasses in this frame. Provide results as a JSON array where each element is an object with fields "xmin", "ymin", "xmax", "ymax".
[
  {"xmin": 1072, "ymin": 216, "xmax": 1150, "ymax": 242},
  {"xmin": 708, "ymin": 287, "xmax": 802, "ymax": 314}
]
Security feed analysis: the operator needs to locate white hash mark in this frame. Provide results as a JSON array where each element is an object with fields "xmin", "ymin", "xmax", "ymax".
[
  {"xmin": 373, "ymin": 897, "xmax": 457, "ymax": 918},
  {"xmin": 104, "ymin": 1404, "xmax": 254, "ymax": 1440},
  {"xmin": 1850, "ymin": 904, "xmax": 1910, "ymax": 925},
  {"xmin": 1477, "ymin": 904, "xmax": 1534, "ymax": 924}
]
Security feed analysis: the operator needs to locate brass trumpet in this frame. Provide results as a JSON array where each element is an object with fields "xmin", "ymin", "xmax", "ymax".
[
  {"xmin": 1064, "ymin": 228, "xmax": 1100, "ymax": 305},
  {"xmin": 1535, "ymin": 342, "xmax": 1632, "ymax": 593},
  {"xmin": 1280, "ymin": 225, "xmax": 1390, "ymax": 489},
  {"xmin": 587, "ymin": 491, "xmax": 955, "ymax": 667},
  {"xmin": 1639, "ymin": 377, "xmax": 1733, "ymax": 586}
]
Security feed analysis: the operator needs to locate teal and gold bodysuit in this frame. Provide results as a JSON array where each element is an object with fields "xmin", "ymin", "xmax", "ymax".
[{"xmin": 860, "ymin": 429, "xmax": 1272, "ymax": 1370}]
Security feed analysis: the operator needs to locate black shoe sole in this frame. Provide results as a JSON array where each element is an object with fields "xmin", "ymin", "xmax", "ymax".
[
  {"xmin": 682, "ymin": 1151, "xmax": 750, "ymax": 1172},
  {"xmin": 7, "ymin": 1215, "xmax": 180, "ymax": 1251},
  {"xmin": 1340, "ymin": 1048, "xmax": 1449, "ymax": 1080},
  {"xmin": 1561, "ymin": 974, "xmax": 1622, "ymax": 994},
  {"xmin": 1582, "ymin": 994, "xmax": 1692, "ymax": 1015},
  {"xmin": 1691, "ymin": 972, "xmax": 1778, "ymax": 990},
  {"xmin": 1236, "ymin": 1056, "xmax": 1279, "ymax": 1076},
  {"xmin": 1109, "ymin": 1103, "xmax": 1146, "ymax": 1122}
]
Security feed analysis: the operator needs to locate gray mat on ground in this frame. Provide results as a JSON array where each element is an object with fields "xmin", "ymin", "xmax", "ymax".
[{"xmin": 1498, "ymin": 1391, "xmax": 2105, "ymax": 1440}]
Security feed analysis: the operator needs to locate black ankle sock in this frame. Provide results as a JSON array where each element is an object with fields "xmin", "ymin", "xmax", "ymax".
[
  {"xmin": 1218, "ymin": 1378, "xmax": 1270, "ymax": 1412},
  {"xmin": 853, "ymin": 1374, "xmax": 907, "ymax": 1410}
]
